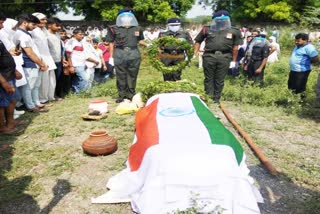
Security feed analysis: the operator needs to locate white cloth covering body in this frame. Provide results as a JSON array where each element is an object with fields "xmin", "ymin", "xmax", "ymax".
[{"xmin": 92, "ymin": 93, "xmax": 263, "ymax": 214}]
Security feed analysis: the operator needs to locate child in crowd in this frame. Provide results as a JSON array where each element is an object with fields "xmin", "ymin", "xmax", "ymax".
[
  {"xmin": 98, "ymin": 38, "xmax": 114, "ymax": 79},
  {"xmin": 92, "ymin": 39, "xmax": 107, "ymax": 84}
]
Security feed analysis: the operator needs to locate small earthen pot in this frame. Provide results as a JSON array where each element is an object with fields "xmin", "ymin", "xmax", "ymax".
[{"xmin": 82, "ymin": 130, "xmax": 117, "ymax": 156}]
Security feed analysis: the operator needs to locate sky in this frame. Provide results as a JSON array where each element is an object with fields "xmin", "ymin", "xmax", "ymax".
[
  {"xmin": 55, "ymin": 8, "xmax": 85, "ymax": 21},
  {"xmin": 55, "ymin": 1, "xmax": 213, "ymax": 21},
  {"xmin": 185, "ymin": 1, "xmax": 213, "ymax": 18}
]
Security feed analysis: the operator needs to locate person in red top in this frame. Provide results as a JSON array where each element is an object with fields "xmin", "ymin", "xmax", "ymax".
[{"xmin": 98, "ymin": 38, "xmax": 115, "ymax": 78}]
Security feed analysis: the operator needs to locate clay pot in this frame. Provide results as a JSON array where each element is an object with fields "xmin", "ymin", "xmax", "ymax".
[{"xmin": 82, "ymin": 130, "xmax": 117, "ymax": 156}]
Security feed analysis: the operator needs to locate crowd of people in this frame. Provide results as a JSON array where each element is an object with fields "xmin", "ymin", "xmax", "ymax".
[
  {"xmin": 0, "ymin": 12, "xmax": 115, "ymax": 134},
  {"xmin": 0, "ymin": 8, "xmax": 319, "ymax": 135}
]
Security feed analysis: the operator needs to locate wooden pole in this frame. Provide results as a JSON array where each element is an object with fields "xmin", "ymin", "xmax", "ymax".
[{"xmin": 220, "ymin": 103, "xmax": 279, "ymax": 175}]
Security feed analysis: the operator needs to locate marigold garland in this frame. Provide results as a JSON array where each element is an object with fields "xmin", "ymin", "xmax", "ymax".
[{"xmin": 147, "ymin": 36, "xmax": 194, "ymax": 74}]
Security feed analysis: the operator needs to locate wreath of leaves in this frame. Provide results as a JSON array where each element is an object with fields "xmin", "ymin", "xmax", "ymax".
[{"xmin": 147, "ymin": 36, "xmax": 194, "ymax": 74}]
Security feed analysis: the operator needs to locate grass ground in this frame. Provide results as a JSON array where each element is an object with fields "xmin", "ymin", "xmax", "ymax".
[{"xmin": 0, "ymin": 47, "xmax": 319, "ymax": 214}]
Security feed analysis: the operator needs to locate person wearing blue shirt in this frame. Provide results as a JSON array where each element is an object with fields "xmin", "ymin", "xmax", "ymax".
[{"xmin": 288, "ymin": 33, "xmax": 319, "ymax": 97}]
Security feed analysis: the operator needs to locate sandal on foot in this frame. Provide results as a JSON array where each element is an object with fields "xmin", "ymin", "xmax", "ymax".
[
  {"xmin": 38, "ymin": 108, "xmax": 49, "ymax": 113},
  {"xmin": 37, "ymin": 104, "xmax": 46, "ymax": 108},
  {"xmin": 28, "ymin": 107, "xmax": 49, "ymax": 113}
]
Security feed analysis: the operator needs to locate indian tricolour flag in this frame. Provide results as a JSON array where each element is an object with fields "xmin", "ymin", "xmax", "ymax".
[
  {"xmin": 129, "ymin": 92, "xmax": 244, "ymax": 171},
  {"xmin": 92, "ymin": 93, "xmax": 263, "ymax": 214}
]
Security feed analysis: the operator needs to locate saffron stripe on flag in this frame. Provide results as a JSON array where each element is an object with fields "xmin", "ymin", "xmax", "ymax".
[
  {"xmin": 191, "ymin": 96, "xmax": 244, "ymax": 164},
  {"xmin": 128, "ymin": 98, "xmax": 160, "ymax": 171}
]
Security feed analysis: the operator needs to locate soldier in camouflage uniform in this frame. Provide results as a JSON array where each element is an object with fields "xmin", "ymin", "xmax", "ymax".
[
  {"xmin": 158, "ymin": 18, "xmax": 193, "ymax": 81},
  {"xmin": 194, "ymin": 10, "xmax": 242, "ymax": 103},
  {"xmin": 106, "ymin": 8, "xmax": 148, "ymax": 103}
]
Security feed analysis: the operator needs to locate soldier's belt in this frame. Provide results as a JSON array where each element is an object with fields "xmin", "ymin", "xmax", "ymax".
[{"xmin": 158, "ymin": 53, "xmax": 185, "ymax": 59}]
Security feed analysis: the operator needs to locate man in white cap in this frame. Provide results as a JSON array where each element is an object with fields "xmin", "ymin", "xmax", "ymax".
[{"xmin": 31, "ymin": 12, "xmax": 57, "ymax": 104}]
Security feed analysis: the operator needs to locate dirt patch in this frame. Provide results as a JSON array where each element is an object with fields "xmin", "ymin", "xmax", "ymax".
[
  {"xmin": 215, "ymin": 102, "xmax": 320, "ymax": 214},
  {"xmin": 1, "ymin": 100, "xmax": 319, "ymax": 214}
]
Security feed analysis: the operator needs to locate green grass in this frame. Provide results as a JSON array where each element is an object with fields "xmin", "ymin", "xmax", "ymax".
[{"xmin": 0, "ymin": 32, "xmax": 319, "ymax": 213}]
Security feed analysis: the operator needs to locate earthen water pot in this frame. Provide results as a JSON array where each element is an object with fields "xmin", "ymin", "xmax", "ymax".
[{"xmin": 82, "ymin": 130, "xmax": 117, "ymax": 156}]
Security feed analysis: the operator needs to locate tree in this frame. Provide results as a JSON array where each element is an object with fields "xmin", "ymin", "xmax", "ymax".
[
  {"xmin": 0, "ymin": 0, "xmax": 68, "ymax": 18},
  {"xmin": 301, "ymin": 6, "xmax": 320, "ymax": 27},
  {"xmin": 89, "ymin": 0, "xmax": 194, "ymax": 22},
  {"xmin": 69, "ymin": 0, "xmax": 103, "ymax": 21},
  {"xmin": 215, "ymin": 0, "xmax": 319, "ymax": 23}
]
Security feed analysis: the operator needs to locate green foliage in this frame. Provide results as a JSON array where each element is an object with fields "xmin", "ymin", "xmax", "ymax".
[
  {"xmin": 300, "ymin": 6, "xmax": 320, "ymax": 27},
  {"xmin": 147, "ymin": 36, "xmax": 194, "ymax": 74},
  {"xmin": 71, "ymin": 0, "xmax": 102, "ymax": 21},
  {"xmin": 217, "ymin": 0, "xmax": 320, "ymax": 24},
  {"xmin": 169, "ymin": 0, "xmax": 196, "ymax": 17},
  {"xmin": 222, "ymin": 58, "xmax": 303, "ymax": 113},
  {"xmin": 93, "ymin": 0, "xmax": 194, "ymax": 22},
  {"xmin": 0, "ymin": 0, "xmax": 68, "ymax": 18},
  {"xmin": 48, "ymin": 127, "xmax": 64, "ymax": 139},
  {"xmin": 277, "ymin": 27, "xmax": 295, "ymax": 51},
  {"xmin": 100, "ymin": 4, "xmax": 125, "ymax": 21},
  {"xmin": 84, "ymin": 82, "xmax": 118, "ymax": 98},
  {"xmin": 2, "ymin": 0, "xmax": 319, "ymax": 25},
  {"xmin": 150, "ymin": 1, "xmax": 177, "ymax": 22},
  {"xmin": 264, "ymin": 1, "xmax": 292, "ymax": 22},
  {"xmin": 140, "ymin": 80, "xmax": 209, "ymax": 103}
]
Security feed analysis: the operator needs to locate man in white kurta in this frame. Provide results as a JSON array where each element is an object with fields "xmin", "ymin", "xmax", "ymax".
[{"xmin": 31, "ymin": 12, "xmax": 57, "ymax": 104}]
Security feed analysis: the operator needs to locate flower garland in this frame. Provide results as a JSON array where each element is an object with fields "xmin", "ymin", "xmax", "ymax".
[{"xmin": 147, "ymin": 36, "xmax": 194, "ymax": 74}]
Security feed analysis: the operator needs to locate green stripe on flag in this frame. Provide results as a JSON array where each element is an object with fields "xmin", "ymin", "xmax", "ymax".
[{"xmin": 191, "ymin": 96, "xmax": 243, "ymax": 165}]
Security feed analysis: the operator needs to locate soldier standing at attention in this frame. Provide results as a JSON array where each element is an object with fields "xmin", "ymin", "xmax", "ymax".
[
  {"xmin": 194, "ymin": 10, "xmax": 242, "ymax": 103},
  {"xmin": 106, "ymin": 8, "xmax": 148, "ymax": 103},
  {"xmin": 158, "ymin": 18, "xmax": 193, "ymax": 81}
]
